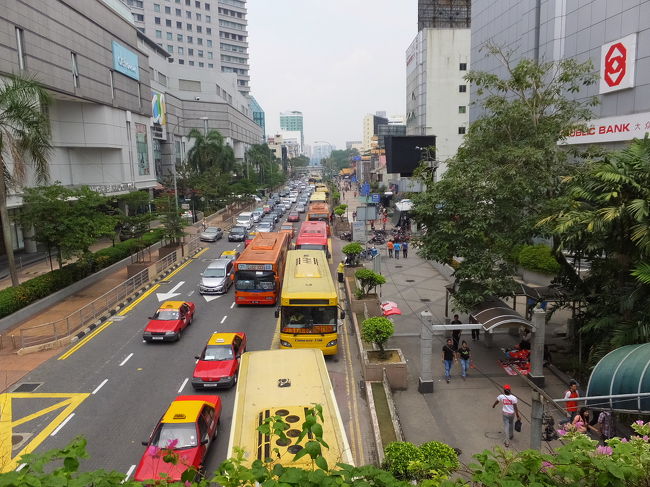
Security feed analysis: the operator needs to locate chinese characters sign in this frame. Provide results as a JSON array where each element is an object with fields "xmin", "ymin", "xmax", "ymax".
[
  {"xmin": 561, "ymin": 112, "xmax": 650, "ymax": 145},
  {"xmin": 135, "ymin": 123, "xmax": 150, "ymax": 175}
]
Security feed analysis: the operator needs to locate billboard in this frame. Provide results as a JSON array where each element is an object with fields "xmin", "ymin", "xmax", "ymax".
[
  {"xmin": 561, "ymin": 111, "xmax": 650, "ymax": 145},
  {"xmin": 112, "ymin": 41, "xmax": 139, "ymax": 80},
  {"xmin": 599, "ymin": 34, "xmax": 636, "ymax": 94},
  {"xmin": 385, "ymin": 136, "xmax": 436, "ymax": 176},
  {"xmin": 151, "ymin": 92, "xmax": 166, "ymax": 124}
]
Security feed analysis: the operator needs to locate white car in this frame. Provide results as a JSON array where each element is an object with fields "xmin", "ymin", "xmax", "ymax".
[{"xmin": 236, "ymin": 216, "xmax": 253, "ymax": 229}]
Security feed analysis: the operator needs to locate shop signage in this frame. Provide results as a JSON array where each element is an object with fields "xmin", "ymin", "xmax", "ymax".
[
  {"xmin": 152, "ymin": 92, "xmax": 166, "ymax": 124},
  {"xmin": 112, "ymin": 41, "xmax": 139, "ymax": 80},
  {"xmin": 561, "ymin": 111, "xmax": 650, "ymax": 145},
  {"xmin": 87, "ymin": 182, "xmax": 136, "ymax": 194},
  {"xmin": 599, "ymin": 34, "xmax": 636, "ymax": 94}
]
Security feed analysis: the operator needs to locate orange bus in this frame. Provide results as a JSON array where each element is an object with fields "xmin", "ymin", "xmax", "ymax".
[
  {"xmin": 234, "ymin": 232, "xmax": 290, "ymax": 305},
  {"xmin": 295, "ymin": 221, "xmax": 330, "ymax": 258},
  {"xmin": 307, "ymin": 202, "xmax": 330, "ymax": 226}
]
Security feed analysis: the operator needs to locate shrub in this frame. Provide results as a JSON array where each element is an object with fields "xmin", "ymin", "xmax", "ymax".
[
  {"xmin": 384, "ymin": 440, "xmax": 459, "ymax": 482},
  {"xmin": 517, "ymin": 244, "xmax": 560, "ymax": 274},
  {"xmin": 384, "ymin": 441, "xmax": 422, "ymax": 479},
  {"xmin": 360, "ymin": 316, "xmax": 394, "ymax": 355},
  {"xmin": 419, "ymin": 440, "xmax": 459, "ymax": 474},
  {"xmin": 334, "ymin": 208, "xmax": 345, "ymax": 217},
  {"xmin": 343, "ymin": 242, "xmax": 363, "ymax": 255},
  {"xmin": 354, "ymin": 268, "xmax": 386, "ymax": 295}
]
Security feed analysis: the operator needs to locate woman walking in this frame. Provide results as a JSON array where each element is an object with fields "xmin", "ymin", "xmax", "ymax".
[{"xmin": 458, "ymin": 341, "xmax": 471, "ymax": 380}]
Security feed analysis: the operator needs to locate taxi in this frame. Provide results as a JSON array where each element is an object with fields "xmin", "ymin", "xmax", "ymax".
[
  {"xmin": 134, "ymin": 395, "xmax": 222, "ymax": 482},
  {"xmin": 192, "ymin": 332, "xmax": 247, "ymax": 390},
  {"xmin": 244, "ymin": 230, "xmax": 258, "ymax": 247},
  {"xmin": 219, "ymin": 250, "xmax": 240, "ymax": 262},
  {"xmin": 143, "ymin": 301, "xmax": 195, "ymax": 342}
]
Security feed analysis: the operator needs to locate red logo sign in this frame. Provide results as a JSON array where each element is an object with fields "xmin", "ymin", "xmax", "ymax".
[{"xmin": 604, "ymin": 42, "xmax": 627, "ymax": 87}]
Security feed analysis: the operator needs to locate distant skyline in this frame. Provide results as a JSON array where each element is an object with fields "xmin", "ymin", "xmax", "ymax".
[{"xmin": 247, "ymin": 1, "xmax": 417, "ymax": 149}]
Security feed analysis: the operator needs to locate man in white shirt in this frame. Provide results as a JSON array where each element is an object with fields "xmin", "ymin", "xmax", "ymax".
[{"xmin": 492, "ymin": 384, "xmax": 521, "ymax": 447}]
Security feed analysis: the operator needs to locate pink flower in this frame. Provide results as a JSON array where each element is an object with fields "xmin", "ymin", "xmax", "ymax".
[
  {"xmin": 541, "ymin": 461, "xmax": 554, "ymax": 471},
  {"xmin": 621, "ymin": 438, "xmax": 629, "ymax": 443},
  {"xmin": 596, "ymin": 445, "xmax": 613, "ymax": 455},
  {"xmin": 146, "ymin": 445, "xmax": 160, "ymax": 457},
  {"xmin": 166, "ymin": 438, "xmax": 179, "ymax": 449},
  {"xmin": 643, "ymin": 435, "xmax": 649, "ymax": 442},
  {"xmin": 557, "ymin": 429, "xmax": 567, "ymax": 437},
  {"xmin": 635, "ymin": 420, "xmax": 645, "ymax": 425},
  {"xmin": 184, "ymin": 482, "xmax": 192, "ymax": 487}
]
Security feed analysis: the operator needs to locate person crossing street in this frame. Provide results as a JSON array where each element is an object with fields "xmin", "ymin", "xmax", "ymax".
[{"xmin": 393, "ymin": 241, "xmax": 401, "ymax": 260}]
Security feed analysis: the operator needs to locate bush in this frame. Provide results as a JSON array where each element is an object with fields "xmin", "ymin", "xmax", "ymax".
[
  {"xmin": 354, "ymin": 268, "xmax": 386, "ymax": 295},
  {"xmin": 360, "ymin": 316, "xmax": 394, "ymax": 355},
  {"xmin": 517, "ymin": 244, "xmax": 560, "ymax": 274},
  {"xmin": 0, "ymin": 229, "xmax": 165, "ymax": 319},
  {"xmin": 419, "ymin": 440, "xmax": 459, "ymax": 474},
  {"xmin": 384, "ymin": 440, "xmax": 459, "ymax": 482},
  {"xmin": 383, "ymin": 441, "xmax": 421, "ymax": 479}
]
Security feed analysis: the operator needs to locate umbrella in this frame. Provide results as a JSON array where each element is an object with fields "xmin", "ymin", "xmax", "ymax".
[{"xmin": 381, "ymin": 301, "xmax": 402, "ymax": 317}]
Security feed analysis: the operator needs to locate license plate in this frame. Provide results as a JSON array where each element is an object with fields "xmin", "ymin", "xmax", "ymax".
[
  {"xmin": 203, "ymin": 383, "xmax": 218, "ymax": 387},
  {"xmin": 152, "ymin": 336, "xmax": 164, "ymax": 340}
]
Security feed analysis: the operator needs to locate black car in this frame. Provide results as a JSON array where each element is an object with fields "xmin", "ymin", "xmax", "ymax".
[{"xmin": 228, "ymin": 225, "xmax": 247, "ymax": 242}]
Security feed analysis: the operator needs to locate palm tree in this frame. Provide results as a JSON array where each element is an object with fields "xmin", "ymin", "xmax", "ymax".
[
  {"xmin": 185, "ymin": 128, "xmax": 235, "ymax": 175},
  {"xmin": 0, "ymin": 75, "xmax": 52, "ymax": 286}
]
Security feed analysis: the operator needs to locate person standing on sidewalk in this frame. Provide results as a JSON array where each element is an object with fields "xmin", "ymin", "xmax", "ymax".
[
  {"xmin": 458, "ymin": 341, "xmax": 471, "ymax": 380},
  {"xmin": 387, "ymin": 240, "xmax": 394, "ymax": 258},
  {"xmin": 451, "ymin": 314, "xmax": 462, "ymax": 350},
  {"xmin": 560, "ymin": 381, "xmax": 580, "ymax": 425},
  {"xmin": 442, "ymin": 338, "xmax": 456, "ymax": 383},
  {"xmin": 492, "ymin": 385, "xmax": 521, "ymax": 447},
  {"xmin": 393, "ymin": 241, "xmax": 401, "ymax": 260},
  {"xmin": 402, "ymin": 241, "xmax": 408, "ymax": 258},
  {"xmin": 337, "ymin": 261, "xmax": 345, "ymax": 283}
]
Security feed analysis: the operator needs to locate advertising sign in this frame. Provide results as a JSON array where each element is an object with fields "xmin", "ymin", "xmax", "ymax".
[
  {"xmin": 599, "ymin": 34, "xmax": 636, "ymax": 94},
  {"xmin": 135, "ymin": 123, "xmax": 150, "ymax": 175},
  {"xmin": 352, "ymin": 221, "xmax": 366, "ymax": 243},
  {"xmin": 112, "ymin": 41, "xmax": 139, "ymax": 80},
  {"xmin": 561, "ymin": 111, "xmax": 650, "ymax": 145},
  {"xmin": 151, "ymin": 92, "xmax": 166, "ymax": 124}
]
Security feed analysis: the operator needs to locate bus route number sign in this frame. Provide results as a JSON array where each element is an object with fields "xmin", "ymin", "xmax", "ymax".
[{"xmin": 238, "ymin": 264, "xmax": 272, "ymax": 271}]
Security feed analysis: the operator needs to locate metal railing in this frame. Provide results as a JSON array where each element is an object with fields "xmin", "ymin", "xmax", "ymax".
[{"xmin": 17, "ymin": 237, "xmax": 200, "ymax": 350}]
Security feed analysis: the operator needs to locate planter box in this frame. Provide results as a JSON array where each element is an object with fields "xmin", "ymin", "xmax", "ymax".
[
  {"xmin": 158, "ymin": 245, "xmax": 178, "ymax": 260},
  {"xmin": 520, "ymin": 267, "xmax": 554, "ymax": 286},
  {"xmin": 363, "ymin": 349, "xmax": 408, "ymax": 390},
  {"xmin": 351, "ymin": 293, "xmax": 379, "ymax": 315},
  {"xmin": 126, "ymin": 263, "xmax": 150, "ymax": 279}
]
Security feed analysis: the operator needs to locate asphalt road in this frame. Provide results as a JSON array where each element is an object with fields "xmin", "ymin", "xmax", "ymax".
[{"xmin": 6, "ymin": 201, "xmax": 367, "ymax": 478}]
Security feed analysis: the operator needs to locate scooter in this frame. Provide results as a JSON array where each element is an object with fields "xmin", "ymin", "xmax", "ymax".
[{"xmin": 339, "ymin": 231, "xmax": 352, "ymax": 241}]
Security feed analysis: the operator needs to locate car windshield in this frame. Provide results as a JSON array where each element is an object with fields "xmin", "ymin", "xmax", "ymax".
[
  {"xmin": 203, "ymin": 344, "xmax": 234, "ymax": 361},
  {"xmin": 231, "ymin": 227, "xmax": 245, "ymax": 234},
  {"xmin": 204, "ymin": 227, "xmax": 219, "ymax": 233},
  {"xmin": 154, "ymin": 309, "xmax": 179, "ymax": 320},
  {"xmin": 151, "ymin": 423, "xmax": 197, "ymax": 449},
  {"xmin": 281, "ymin": 306, "xmax": 337, "ymax": 334},
  {"xmin": 204, "ymin": 268, "xmax": 225, "ymax": 278},
  {"xmin": 235, "ymin": 270, "xmax": 276, "ymax": 291}
]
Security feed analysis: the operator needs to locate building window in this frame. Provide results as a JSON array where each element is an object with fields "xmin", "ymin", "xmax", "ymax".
[
  {"xmin": 187, "ymin": 36, "xmax": 193, "ymax": 43},
  {"xmin": 196, "ymin": 13, "xmax": 201, "ymax": 21},
  {"xmin": 133, "ymin": 13, "xmax": 144, "ymax": 21},
  {"xmin": 166, "ymin": 32, "xmax": 172, "ymax": 40},
  {"xmin": 198, "ymin": 50, "xmax": 203, "ymax": 57},
  {"xmin": 15, "ymin": 28, "xmax": 26, "ymax": 69},
  {"xmin": 208, "ymin": 63, "xmax": 213, "ymax": 68},
  {"xmin": 71, "ymin": 52, "xmax": 80, "ymax": 88},
  {"xmin": 207, "ymin": 51, "xmax": 212, "ymax": 59},
  {"xmin": 177, "ymin": 33, "xmax": 183, "ymax": 41},
  {"xmin": 176, "ymin": 21, "xmax": 182, "ymax": 28},
  {"xmin": 167, "ymin": 45, "xmax": 173, "ymax": 53},
  {"xmin": 197, "ymin": 25, "xmax": 202, "ymax": 33},
  {"xmin": 189, "ymin": 60, "xmax": 194, "ymax": 66},
  {"xmin": 158, "ymin": 72, "xmax": 167, "ymax": 87},
  {"xmin": 206, "ymin": 28, "xmax": 211, "ymax": 34},
  {"xmin": 109, "ymin": 70, "xmax": 114, "ymax": 99},
  {"xmin": 178, "ymin": 46, "xmax": 184, "ymax": 55},
  {"xmin": 137, "ymin": 82, "xmax": 142, "ymax": 109},
  {"xmin": 459, "ymin": 62, "xmax": 467, "ymax": 71},
  {"xmin": 197, "ymin": 37, "xmax": 202, "ymax": 45},
  {"xmin": 188, "ymin": 48, "xmax": 194, "ymax": 55},
  {"xmin": 127, "ymin": 0, "xmax": 144, "ymax": 6},
  {"xmin": 195, "ymin": 0, "xmax": 200, "ymax": 6},
  {"xmin": 155, "ymin": 29, "xmax": 162, "ymax": 38},
  {"xmin": 207, "ymin": 39, "xmax": 212, "ymax": 47},
  {"xmin": 164, "ymin": 6, "xmax": 171, "ymax": 13},
  {"xmin": 154, "ymin": 3, "xmax": 161, "ymax": 12},
  {"xmin": 154, "ymin": 16, "xmax": 161, "ymax": 24},
  {"xmin": 458, "ymin": 126, "xmax": 466, "ymax": 134},
  {"xmin": 187, "ymin": 23, "xmax": 192, "ymax": 30},
  {"xmin": 179, "ymin": 59, "xmax": 185, "ymax": 64},
  {"xmin": 459, "ymin": 85, "xmax": 466, "ymax": 93},
  {"xmin": 458, "ymin": 106, "xmax": 466, "ymax": 114},
  {"xmin": 206, "ymin": 15, "xmax": 211, "ymax": 22},
  {"xmin": 176, "ymin": 8, "xmax": 181, "ymax": 15},
  {"xmin": 165, "ymin": 19, "xmax": 172, "ymax": 26},
  {"xmin": 186, "ymin": 10, "xmax": 191, "ymax": 18},
  {"xmin": 198, "ymin": 62, "xmax": 204, "ymax": 67},
  {"xmin": 185, "ymin": 0, "xmax": 190, "ymax": 4},
  {"xmin": 205, "ymin": 2, "xmax": 210, "ymax": 10}
]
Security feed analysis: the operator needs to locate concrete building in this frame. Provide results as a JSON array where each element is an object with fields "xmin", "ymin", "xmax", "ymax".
[
  {"xmin": 346, "ymin": 141, "xmax": 363, "ymax": 151},
  {"xmin": 310, "ymin": 141, "xmax": 333, "ymax": 165},
  {"xmin": 405, "ymin": 0, "xmax": 471, "ymax": 178},
  {"xmin": 126, "ymin": 0, "xmax": 250, "ymax": 94},
  {"xmin": 278, "ymin": 130, "xmax": 303, "ymax": 155},
  {"xmin": 362, "ymin": 112, "xmax": 388, "ymax": 152},
  {"xmin": 248, "ymin": 95, "xmax": 265, "ymax": 136},
  {"xmin": 280, "ymin": 111, "xmax": 304, "ymax": 149},
  {"xmin": 470, "ymin": 0, "xmax": 650, "ymax": 149}
]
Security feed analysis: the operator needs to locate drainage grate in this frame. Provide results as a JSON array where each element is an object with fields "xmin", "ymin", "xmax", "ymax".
[
  {"xmin": 406, "ymin": 279, "xmax": 415, "ymax": 282},
  {"xmin": 13, "ymin": 382, "xmax": 42, "ymax": 392},
  {"xmin": 420, "ymin": 298, "xmax": 431, "ymax": 303}
]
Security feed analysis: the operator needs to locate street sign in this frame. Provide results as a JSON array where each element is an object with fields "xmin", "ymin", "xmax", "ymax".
[
  {"xmin": 371, "ymin": 193, "xmax": 380, "ymax": 203},
  {"xmin": 360, "ymin": 182, "xmax": 370, "ymax": 196},
  {"xmin": 352, "ymin": 221, "xmax": 366, "ymax": 243},
  {"xmin": 181, "ymin": 203, "xmax": 190, "ymax": 210}
]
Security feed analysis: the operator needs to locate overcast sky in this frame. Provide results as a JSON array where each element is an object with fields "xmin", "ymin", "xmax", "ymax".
[{"xmin": 247, "ymin": 1, "xmax": 417, "ymax": 149}]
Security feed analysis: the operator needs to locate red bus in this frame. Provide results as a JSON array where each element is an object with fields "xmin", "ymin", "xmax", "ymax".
[
  {"xmin": 234, "ymin": 232, "xmax": 290, "ymax": 305},
  {"xmin": 295, "ymin": 221, "xmax": 330, "ymax": 258}
]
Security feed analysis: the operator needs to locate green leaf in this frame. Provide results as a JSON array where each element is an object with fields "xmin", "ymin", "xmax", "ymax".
[{"xmin": 315, "ymin": 456, "xmax": 329, "ymax": 471}]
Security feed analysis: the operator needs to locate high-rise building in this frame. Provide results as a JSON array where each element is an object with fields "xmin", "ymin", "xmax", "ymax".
[
  {"xmin": 405, "ymin": 0, "xmax": 470, "ymax": 177},
  {"xmin": 310, "ymin": 142, "xmax": 333, "ymax": 165},
  {"xmin": 362, "ymin": 112, "xmax": 389, "ymax": 151},
  {"xmin": 280, "ymin": 111, "xmax": 304, "ymax": 148},
  {"xmin": 124, "ymin": 0, "xmax": 250, "ymax": 94},
  {"xmin": 470, "ymin": 1, "xmax": 650, "ymax": 150},
  {"xmin": 346, "ymin": 141, "xmax": 363, "ymax": 151},
  {"xmin": 249, "ymin": 95, "xmax": 265, "ymax": 139}
]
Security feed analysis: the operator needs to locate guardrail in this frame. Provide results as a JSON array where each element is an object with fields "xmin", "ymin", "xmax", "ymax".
[{"xmin": 17, "ymin": 236, "xmax": 200, "ymax": 351}]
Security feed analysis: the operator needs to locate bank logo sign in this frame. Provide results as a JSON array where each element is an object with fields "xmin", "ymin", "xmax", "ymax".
[
  {"xmin": 562, "ymin": 111, "xmax": 650, "ymax": 145},
  {"xmin": 112, "ymin": 41, "xmax": 139, "ymax": 81},
  {"xmin": 599, "ymin": 34, "xmax": 636, "ymax": 94}
]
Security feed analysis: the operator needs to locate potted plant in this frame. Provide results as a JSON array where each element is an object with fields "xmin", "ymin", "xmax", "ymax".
[
  {"xmin": 361, "ymin": 316, "xmax": 394, "ymax": 359},
  {"xmin": 360, "ymin": 316, "xmax": 407, "ymax": 389},
  {"xmin": 355, "ymin": 268, "xmax": 386, "ymax": 297},
  {"xmin": 342, "ymin": 242, "xmax": 363, "ymax": 267}
]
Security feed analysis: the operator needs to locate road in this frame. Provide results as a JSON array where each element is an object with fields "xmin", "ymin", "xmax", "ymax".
[{"xmin": 3, "ymin": 203, "xmax": 367, "ymax": 478}]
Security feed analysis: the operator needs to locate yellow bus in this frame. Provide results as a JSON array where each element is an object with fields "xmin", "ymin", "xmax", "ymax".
[
  {"xmin": 315, "ymin": 185, "xmax": 329, "ymax": 198},
  {"xmin": 227, "ymin": 349, "xmax": 353, "ymax": 468},
  {"xmin": 276, "ymin": 250, "xmax": 342, "ymax": 354},
  {"xmin": 310, "ymin": 191, "xmax": 327, "ymax": 203}
]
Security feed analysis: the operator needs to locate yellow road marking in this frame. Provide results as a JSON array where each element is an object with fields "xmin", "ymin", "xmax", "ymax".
[
  {"xmin": 58, "ymin": 249, "xmax": 207, "ymax": 360},
  {"xmin": 271, "ymin": 315, "xmax": 281, "ymax": 349},
  {"xmin": 0, "ymin": 393, "xmax": 89, "ymax": 472}
]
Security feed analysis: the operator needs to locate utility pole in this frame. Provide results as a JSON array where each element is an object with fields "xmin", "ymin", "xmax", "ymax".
[
  {"xmin": 529, "ymin": 305, "xmax": 546, "ymax": 449},
  {"xmin": 418, "ymin": 311, "xmax": 434, "ymax": 393}
]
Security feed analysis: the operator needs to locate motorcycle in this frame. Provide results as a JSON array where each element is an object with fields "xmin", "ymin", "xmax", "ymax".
[{"xmin": 339, "ymin": 231, "xmax": 352, "ymax": 241}]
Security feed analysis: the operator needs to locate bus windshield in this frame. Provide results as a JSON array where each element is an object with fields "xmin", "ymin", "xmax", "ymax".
[
  {"xmin": 235, "ymin": 270, "xmax": 276, "ymax": 291},
  {"xmin": 296, "ymin": 244, "xmax": 326, "ymax": 252},
  {"xmin": 281, "ymin": 306, "xmax": 337, "ymax": 334},
  {"xmin": 308, "ymin": 213, "xmax": 328, "ymax": 221}
]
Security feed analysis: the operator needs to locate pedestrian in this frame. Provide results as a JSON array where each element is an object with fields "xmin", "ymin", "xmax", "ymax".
[
  {"xmin": 402, "ymin": 240, "xmax": 408, "ymax": 258},
  {"xmin": 451, "ymin": 314, "xmax": 462, "ymax": 350},
  {"xmin": 471, "ymin": 322, "xmax": 480, "ymax": 341},
  {"xmin": 354, "ymin": 191, "xmax": 357, "ymax": 198},
  {"xmin": 382, "ymin": 216, "xmax": 387, "ymax": 231},
  {"xmin": 596, "ymin": 410, "xmax": 615, "ymax": 443},
  {"xmin": 492, "ymin": 384, "xmax": 521, "ymax": 447},
  {"xmin": 442, "ymin": 338, "xmax": 456, "ymax": 383},
  {"xmin": 393, "ymin": 241, "xmax": 401, "ymax": 260},
  {"xmin": 387, "ymin": 240, "xmax": 394, "ymax": 258},
  {"xmin": 518, "ymin": 325, "xmax": 532, "ymax": 350},
  {"xmin": 560, "ymin": 380, "xmax": 580, "ymax": 425},
  {"xmin": 201, "ymin": 217, "xmax": 207, "ymax": 231},
  {"xmin": 458, "ymin": 341, "xmax": 471, "ymax": 380},
  {"xmin": 571, "ymin": 407, "xmax": 597, "ymax": 434},
  {"xmin": 337, "ymin": 261, "xmax": 345, "ymax": 283}
]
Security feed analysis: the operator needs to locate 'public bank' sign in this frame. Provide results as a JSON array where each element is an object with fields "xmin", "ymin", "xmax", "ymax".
[{"xmin": 112, "ymin": 41, "xmax": 139, "ymax": 80}]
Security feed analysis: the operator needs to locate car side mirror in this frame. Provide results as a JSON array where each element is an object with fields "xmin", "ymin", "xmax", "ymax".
[
  {"xmin": 340, "ymin": 310, "xmax": 346, "ymax": 319},
  {"xmin": 141, "ymin": 441, "xmax": 149, "ymax": 446},
  {"xmin": 195, "ymin": 355, "xmax": 200, "ymax": 359},
  {"xmin": 274, "ymin": 308, "xmax": 280, "ymax": 318},
  {"xmin": 200, "ymin": 273, "xmax": 204, "ymax": 277},
  {"xmin": 201, "ymin": 438, "xmax": 209, "ymax": 446},
  {"xmin": 148, "ymin": 316, "xmax": 153, "ymax": 320}
]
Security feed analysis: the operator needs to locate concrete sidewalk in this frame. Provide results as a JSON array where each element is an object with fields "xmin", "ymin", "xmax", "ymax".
[{"xmin": 336, "ymin": 187, "xmax": 569, "ymax": 462}]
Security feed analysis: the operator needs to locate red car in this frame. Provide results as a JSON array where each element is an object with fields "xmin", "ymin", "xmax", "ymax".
[
  {"xmin": 192, "ymin": 332, "xmax": 247, "ymax": 390},
  {"xmin": 287, "ymin": 212, "xmax": 300, "ymax": 222},
  {"xmin": 143, "ymin": 301, "xmax": 195, "ymax": 342},
  {"xmin": 134, "ymin": 395, "xmax": 222, "ymax": 482}
]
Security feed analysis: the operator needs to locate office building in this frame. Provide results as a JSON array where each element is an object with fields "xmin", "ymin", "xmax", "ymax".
[
  {"xmin": 125, "ymin": 0, "xmax": 250, "ymax": 94},
  {"xmin": 280, "ymin": 111, "xmax": 304, "ymax": 148},
  {"xmin": 248, "ymin": 95, "xmax": 265, "ymax": 136},
  {"xmin": 346, "ymin": 141, "xmax": 363, "ymax": 151},
  {"xmin": 471, "ymin": 1, "xmax": 650, "ymax": 149},
  {"xmin": 310, "ymin": 142, "xmax": 333, "ymax": 165},
  {"xmin": 362, "ymin": 112, "xmax": 389, "ymax": 152},
  {"xmin": 405, "ymin": 0, "xmax": 471, "ymax": 178}
]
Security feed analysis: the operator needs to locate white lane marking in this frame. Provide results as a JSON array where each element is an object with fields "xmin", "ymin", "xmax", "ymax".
[
  {"xmin": 92, "ymin": 379, "xmax": 109, "ymax": 395},
  {"xmin": 123, "ymin": 465, "xmax": 136, "ymax": 482},
  {"xmin": 156, "ymin": 281, "xmax": 185, "ymax": 301},
  {"xmin": 203, "ymin": 294, "xmax": 221, "ymax": 302},
  {"xmin": 178, "ymin": 378, "xmax": 189, "ymax": 393},
  {"xmin": 188, "ymin": 290, "xmax": 195, "ymax": 296},
  {"xmin": 15, "ymin": 464, "xmax": 26, "ymax": 471},
  {"xmin": 230, "ymin": 302, "xmax": 235, "ymax": 309},
  {"xmin": 221, "ymin": 315, "xmax": 227, "ymax": 324},
  {"xmin": 119, "ymin": 353, "xmax": 134, "ymax": 367},
  {"xmin": 236, "ymin": 244, "xmax": 241, "ymax": 249},
  {"xmin": 51, "ymin": 413, "xmax": 75, "ymax": 436}
]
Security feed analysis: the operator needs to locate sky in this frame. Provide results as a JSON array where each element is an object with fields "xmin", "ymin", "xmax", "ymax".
[{"xmin": 247, "ymin": 1, "xmax": 417, "ymax": 149}]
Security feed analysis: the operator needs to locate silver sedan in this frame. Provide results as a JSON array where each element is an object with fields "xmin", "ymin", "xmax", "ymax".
[{"xmin": 199, "ymin": 226, "xmax": 223, "ymax": 242}]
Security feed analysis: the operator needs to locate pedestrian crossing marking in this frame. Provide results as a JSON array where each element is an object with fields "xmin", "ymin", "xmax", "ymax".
[{"xmin": 0, "ymin": 393, "xmax": 89, "ymax": 472}]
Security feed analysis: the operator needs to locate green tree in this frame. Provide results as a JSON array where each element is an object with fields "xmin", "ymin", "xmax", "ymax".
[
  {"xmin": 0, "ymin": 75, "xmax": 52, "ymax": 286},
  {"xmin": 322, "ymin": 149, "xmax": 359, "ymax": 173},
  {"xmin": 413, "ymin": 45, "xmax": 597, "ymax": 311},
  {"xmin": 354, "ymin": 268, "xmax": 386, "ymax": 296},
  {"xmin": 115, "ymin": 190, "xmax": 153, "ymax": 243},
  {"xmin": 360, "ymin": 316, "xmax": 394, "ymax": 357},
  {"xmin": 185, "ymin": 128, "xmax": 235, "ymax": 175},
  {"xmin": 290, "ymin": 155, "xmax": 310, "ymax": 168},
  {"xmin": 155, "ymin": 194, "xmax": 184, "ymax": 245}
]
